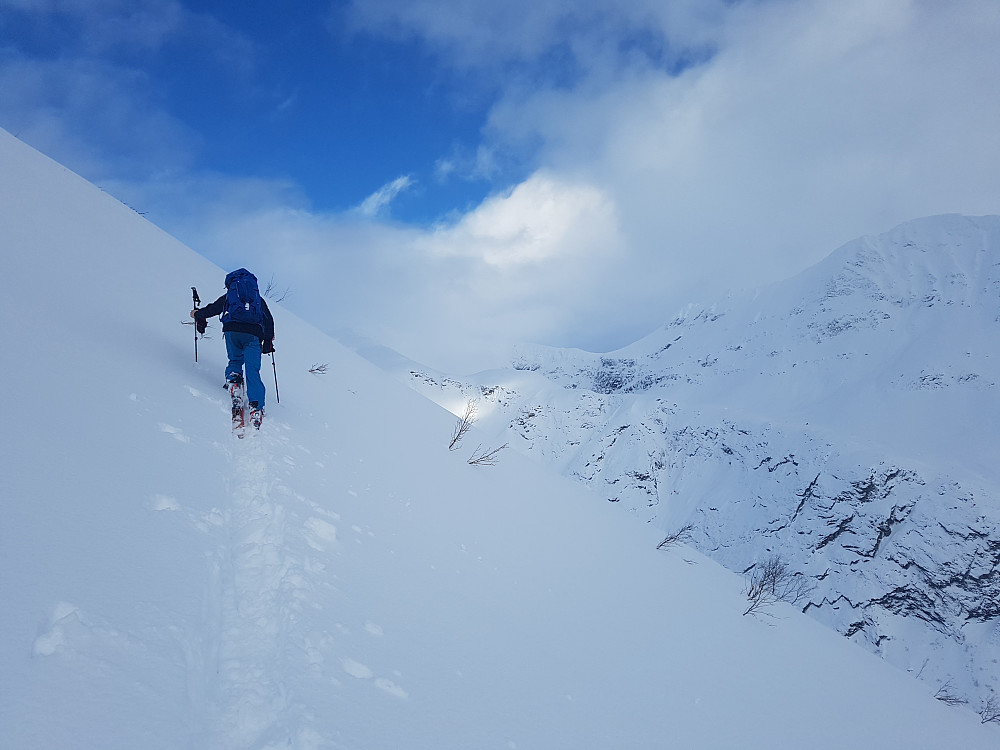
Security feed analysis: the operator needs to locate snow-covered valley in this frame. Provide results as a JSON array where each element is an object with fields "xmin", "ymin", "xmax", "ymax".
[{"xmin": 2, "ymin": 127, "xmax": 998, "ymax": 748}]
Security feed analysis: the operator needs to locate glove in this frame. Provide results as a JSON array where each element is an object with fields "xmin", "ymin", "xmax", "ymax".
[
  {"xmin": 196, "ymin": 318, "xmax": 207, "ymax": 335},
  {"xmin": 261, "ymin": 339, "xmax": 275, "ymax": 354}
]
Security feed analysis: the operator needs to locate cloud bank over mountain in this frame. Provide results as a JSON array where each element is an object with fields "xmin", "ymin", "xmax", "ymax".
[{"xmin": 2, "ymin": 1, "xmax": 998, "ymax": 371}]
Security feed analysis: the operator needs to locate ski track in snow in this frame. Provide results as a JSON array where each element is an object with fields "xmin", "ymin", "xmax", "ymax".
[
  {"xmin": 24, "ymin": 383, "xmax": 408, "ymax": 747},
  {"xmin": 181, "ymin": 419, "xmax": 405, "ymax": 748},
  {"xmin": 28, "ymin": 374, "xmax": 406, "ymax": 748},
  {"xmin": 205, "ymin": 435, "xmax": 296, "ymax": 748},
  {"xmin": 188, "ymin": 379, "xmax": 330, "ymax": 750}
]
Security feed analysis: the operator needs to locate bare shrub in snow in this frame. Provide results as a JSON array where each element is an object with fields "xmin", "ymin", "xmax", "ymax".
[
  {"xmin": 657, "ymin": 524, "xmax": 694, "ymax": 550},
  {"xmin": 309, "ymin": 363, "xmax": 328, "ymax": 374},
  {"xmin": 468, "ymin": 443, "xmax": 508, "ymax": 467},
  {"xmin": 934, "ymin": 681, "xmax": 968, "ymax": 706},
  {"xmin": 743, "ymin": 554, "xmax": 813, "ymax": 617},
  {"xmin": 262, "ymin": 275, "xmax": 291, "ymax": 302},
  {"xmin": 449, "ymin": 400, "xmax": 477, "ymax": 450},
  {"xmin": 981, "ymin": 694, "xmax": 1000, "ymax": 724}
]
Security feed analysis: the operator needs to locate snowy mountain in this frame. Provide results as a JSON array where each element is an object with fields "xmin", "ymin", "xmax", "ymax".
[
  {"xmin": 2, "ymin": 126, "xmax": 998, "ymax": 748},
  {"xmin": 389, "ymin": 214, "xmax": 1000, "ymax": 713}
]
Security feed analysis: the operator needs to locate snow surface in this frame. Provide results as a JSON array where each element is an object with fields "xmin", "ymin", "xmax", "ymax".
[{"xmin": 2, "ymin": 127, "xmax": 998, "ymax": 748}]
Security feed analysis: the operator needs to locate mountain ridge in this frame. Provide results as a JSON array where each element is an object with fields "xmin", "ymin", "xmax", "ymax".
[{"xmin": 392, "ymin": 213, "xmax": 1000, "ymax": 709}]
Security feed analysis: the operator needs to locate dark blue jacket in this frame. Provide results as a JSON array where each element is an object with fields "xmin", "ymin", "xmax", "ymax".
[{"xmin": 195, "ymin": 293, "xmax": 275, "ymax": 342}]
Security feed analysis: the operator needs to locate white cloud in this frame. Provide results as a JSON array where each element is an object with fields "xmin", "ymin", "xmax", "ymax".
[
  {"xmin": 422, "ymin": 173, "xmax": 618, "ymax": 267},
  {"xmin": 317, "ymin": 0, "xmax": 1000, "ymax": 368},
  {"xmin": 137, "ymin": 171, "xmax": 623, "ymax": 372},
  {"xmin": 121, "ymin": 0, "xmax": 1000, "ymax": 372},
  {"xmin": 429, "ymin": 0, "xmax": 1000, "ymax": 299},
  {"xmin": 6, "ymin": 0, "xmax": 1000, "ymax": 373},
  {"xmin": 358, "ymin": 175, "xmax": 415, "ymax": 217},
  {"xmin": 344, "ymin": 0, "xmax": 727, "ymax": 77},
  {"xmin": 432, "ymin": 142, "xmax": 502, "ymax": 182}
]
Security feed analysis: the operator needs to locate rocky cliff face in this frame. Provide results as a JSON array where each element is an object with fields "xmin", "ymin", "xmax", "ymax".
[{"xmin": 400, "ymin": 214, "xmax": 1000, "ymax": 708}]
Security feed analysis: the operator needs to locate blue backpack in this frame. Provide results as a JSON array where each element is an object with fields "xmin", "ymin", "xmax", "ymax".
[{"xmin": 222, "ymin": 268, "xmax": 263, "ymax": 327}]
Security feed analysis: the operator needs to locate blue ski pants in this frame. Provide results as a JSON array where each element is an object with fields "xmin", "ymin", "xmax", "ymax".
[{"xmin": 225, "ymin": 331, "xmax": 266, "ymax": 408}]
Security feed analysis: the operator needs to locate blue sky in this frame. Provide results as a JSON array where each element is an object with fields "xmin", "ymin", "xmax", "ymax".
[
  {"xmin": 1, "ymin": 0, "xmax": 500, "ymax": 218},
  {"xmin": 3, "ymin": 0, "xmax": 1000, "ymax": 371}
]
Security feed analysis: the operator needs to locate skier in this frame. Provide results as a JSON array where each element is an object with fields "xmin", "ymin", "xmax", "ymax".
[{"xmin": 191, "ymin": 268, "xmax": 275, "ymax": 429}]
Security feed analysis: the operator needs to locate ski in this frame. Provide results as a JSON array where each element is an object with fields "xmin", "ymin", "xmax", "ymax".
[
  {"xmin": 229, "ymin": 374, "xmax": 246, "ymax": 438},
  {"xmin": 249, "ymin": 405, "xmax": 263, "ymax": 431}
]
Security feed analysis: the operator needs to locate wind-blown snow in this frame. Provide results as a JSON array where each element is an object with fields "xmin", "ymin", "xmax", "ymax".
[{"xmin": 2, "ymin": 127, "xmax": 997, "ymax": 748}]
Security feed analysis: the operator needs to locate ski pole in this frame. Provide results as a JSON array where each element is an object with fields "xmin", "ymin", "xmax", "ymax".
[
  {"xmin": 271, "ymin": 352, "xmax": 280, "ymax": 404},
  {"xmin": 191, "ymin": 287, "xmax": 201, "ymax": 362}
]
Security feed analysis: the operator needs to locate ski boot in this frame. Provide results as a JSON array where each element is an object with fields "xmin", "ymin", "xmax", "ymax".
[
  {"xmin": 249, "ymin": 401, "xmax": 264, "ymax": 430},
  {"xmin": 228, "ymin": 373, "xmax": 246, "ymax": 437}
]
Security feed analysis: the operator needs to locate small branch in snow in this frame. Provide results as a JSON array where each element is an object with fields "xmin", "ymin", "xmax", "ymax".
[
  {"xmin": 934, "ymin": 681, "xmax": 968, "ymax": 706},
  {"xmin": 468, "ymin": 443, "xmax": 508, "ymax": 467},
  {"xmin": 262, "ymin": 274, "xmax": 291, "ymax": 302},
  {"xmin": 657, "ymin": 524, "xmax": 694, "ymax": 550},
  {"xmin": 981, "ymin": 694, "xmax": 1000, "ymax": 724},
  {"xmin": 449, "ymin": 400, "xmax": 477, "ymax": 451}
]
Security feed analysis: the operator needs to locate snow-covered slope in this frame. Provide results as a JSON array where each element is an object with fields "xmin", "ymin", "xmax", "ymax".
[
  {"xmin": 393, "ymin": 214, "xmax": 1000, "ymax": 713},
  {"xmin": 2, "ymin": 127, "xmax": 998, "ymax": 748}
]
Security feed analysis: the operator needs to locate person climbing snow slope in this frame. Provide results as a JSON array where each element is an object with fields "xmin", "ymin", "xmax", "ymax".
[{"xmin": 191, "ymin": 268, "xmax": 275, "ymax": 430}]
